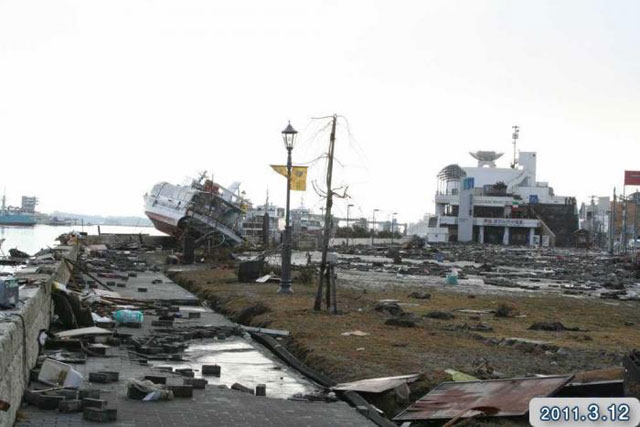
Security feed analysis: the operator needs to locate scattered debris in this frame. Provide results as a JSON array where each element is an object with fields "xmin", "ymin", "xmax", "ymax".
[
  {"xmin": 528, "ymin": 322, "xmax": 583, "ymax": 332},
  {"xmin": 374, "ymin": 301, "xmax": 404, "ymax": 317},
  {"xmin": 385, "ymin": 318, "xmax": 418, "ymax": 328},
  {"xmin": 333, "ymin": 374, "xmax": 420, "ymax": 394},
  {"xmin": 494, "ymin": 303, "xmax": 518, "ymax": 318},
  {"xmin": 341, "ymin": 330, "xmax": 370, "ymax": 337},
  {"xmin": 407, "ymin": 291, "xmax": 431, "ymax": 299},
  {"xmin": 444, "ymin": 369, "xmax": 479, "ymax": 382},
  {"xmin": 424, "ymin": 311, "xmax": 455, "ymax": 320}
]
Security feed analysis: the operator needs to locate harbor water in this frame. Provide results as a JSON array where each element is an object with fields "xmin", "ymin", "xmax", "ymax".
[{"xmin": 0, "ymin": 224, "xmax": 165, "ymax": 256}]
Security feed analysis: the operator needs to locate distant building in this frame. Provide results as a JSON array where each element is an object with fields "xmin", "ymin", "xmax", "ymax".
[
  {"xmin": 241, "ymin": 204, "xmax": 284, "ymax": 245},
  {"xmin": 21, "ymin": 196, "xmax": 38, "ymax": 213},
  {"xmin": 407, "ymin": 214, "xmax": 449, "ymax": 243},
  {"xmin": 433, "ymin": 151, "xmax": 578, "ymax": 246},
  {"xmin": 611, "ymin": 192, "xmax": 640, "ymax": 245},
  {"xmin": 578, "ymin": 197, "xmax": 610, "ymax": 247},
  {"xmin": 290, "ymin": 208, "xmax": 324, "ymax": 233}
]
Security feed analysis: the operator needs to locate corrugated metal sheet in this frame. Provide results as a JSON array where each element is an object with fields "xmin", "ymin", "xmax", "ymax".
[
  {"xmin": 394, "ymin": 376, "xmax": 572, "ymax": 422},
  {"xmin": 332, "ymin": 374, "xmax": 420, "ymax": 393}
]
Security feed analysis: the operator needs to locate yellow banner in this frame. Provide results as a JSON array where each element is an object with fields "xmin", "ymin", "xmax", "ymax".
[{"xmin": 270, "ymin": 165, "xmax": 307, "ymax": 191}]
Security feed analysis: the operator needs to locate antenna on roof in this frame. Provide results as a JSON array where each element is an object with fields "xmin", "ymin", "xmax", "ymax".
[{"xmin": 510, "ymin": 125, "xmax": 520, "ymax": 169}]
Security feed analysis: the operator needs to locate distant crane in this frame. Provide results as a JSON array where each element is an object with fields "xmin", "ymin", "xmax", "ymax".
[{"xmin": 510, "ymin": 125, "xmax": 520, "ymax": 169}]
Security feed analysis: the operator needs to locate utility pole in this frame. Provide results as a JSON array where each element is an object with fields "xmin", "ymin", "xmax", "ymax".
[
  {"xmin": 346, "ymin": 203, "xmax": 353, "ymax": 247},
  {"xmin": 623, "ymin": 187, "xmax": 628, "ymax": 253},
  {"xmin": 391, "ymin": 212, "xmax": 397, "ymax": 244},
  {"xmin": 261, "ymin": 189, "xmax": 270, "ymax": 248},
  {"xmin": 314, "ymin": 115, "xmax": 338, "ymax": 312},
  {"xmin": 371, "ymin": 209, "xmax": 379, "ymax": 245}
]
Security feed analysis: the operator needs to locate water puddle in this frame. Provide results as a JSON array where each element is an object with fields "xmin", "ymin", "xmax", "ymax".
[{"xmin": 150, "ymin": 337, "xmax": 318, "ymax": 399}]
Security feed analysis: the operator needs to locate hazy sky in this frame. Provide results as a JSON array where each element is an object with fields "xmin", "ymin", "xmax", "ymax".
[{"xmin": 1, "ymin": 0, "xmax": 639, "ymax": 224}]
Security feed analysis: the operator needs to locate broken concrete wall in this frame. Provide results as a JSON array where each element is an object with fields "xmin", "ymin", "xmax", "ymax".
[
  {"xmin": 85, "ymin": 234, "xmax": 173, "ymax": 248},
  {"xmin": 0, "ymin": 245, "xmax": 77, "ymax": 427}
]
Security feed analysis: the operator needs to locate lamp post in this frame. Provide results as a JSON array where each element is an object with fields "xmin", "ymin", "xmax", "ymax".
[
  {"xmin": 346, "ymin": 204, "xmax": 354, "ymax": 246},
  {"xmin": 391, "ymin": 212, "xmax": 397, "ymax": 244},
  {"xmin": 279, "ymin": 121, "xmax": 297, "ymax": 295},
  {"xmin": 371, "ymin": 208, "xmax": 379, "ymax": 245}
]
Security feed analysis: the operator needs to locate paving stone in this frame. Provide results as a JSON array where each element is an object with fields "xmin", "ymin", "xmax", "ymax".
[
  {"xmin": 82, "ymin": 398, "xmax": 107, "ymax": 410},
  {"xmin": 83, "ymin": 407, "xmax": 117, "ymax": 422},
  {"xmin": 168, "ymin": 385, "xmax": 193, "ymax": 398},
  {"xmin": 201, "ymin": 365, "xmax": 220, "ymax": 376}
]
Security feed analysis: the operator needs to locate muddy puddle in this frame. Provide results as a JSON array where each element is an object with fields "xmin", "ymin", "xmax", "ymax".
[{"xmin": 150, "ymin": 336, "xmax": 318, "ymax": 399}]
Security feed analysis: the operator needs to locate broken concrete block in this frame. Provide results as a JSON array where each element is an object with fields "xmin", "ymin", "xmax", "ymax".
[
  {"xmin": 38, "ymin": 394, "xmax": 65, "ymax": 410},
  {"xmin": 79, "ymin": 389, "xmax": 100, "ymax": 400},
  {"xmin": 175, "ymin": 368, "xmax": 194, "ymax": 378},
  {"xmin": 184, "ymin": 378, "xmax": 207, "ymax": 389},
  {"xmin": 58, "ymin": 399, "xmax": 83, "ymax": 413},
  {"xmin": 231, "ymin": 383, "xmax": 254, "ymax": 394},
  {"xmin": 100, "ymin": 371, "xmax": 119, "ymax": 382},
  {"xmin": 138, "ymin": 287, "xmax": 148, "ymax": 292},
  {"xmin": 83, "ymin": 407, "xmax": 117, "ymax": 422},
  {"xmin": 202, "ymin": 364, "xmax": 221, "ymax": 376},
  {"xmin": 56, "ymin": 389, "xmax": 79, "ymax": 400},
  {"xmin": 144, "ymin": 375, "xmax": 167, "ymax": 385},
  {"xmin": 88, "ymin": 346, "xmax": 107, "ymax": 356},
  {"xmin": 120, "ymin": 321, "xmax": 143, "ymax": 328},
  {"xmin": 89, "ymin": 373, "xmax": 110, "ymax": 383},
  {"xmin": 152, "ymin": 320, "xmax": 174, "ymax": 327},
  {"xmin": 168, "ymin": 385, "xmax": 193, "ymax": 398},
  {"xmin": 82, "ymin": 398, "xmax": 107, "ymax": 410},
  {"xmin": 23, "ymin": 390, "xmax": 42, "ymax": 406}
]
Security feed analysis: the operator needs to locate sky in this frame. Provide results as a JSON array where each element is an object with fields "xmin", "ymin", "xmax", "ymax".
[{"xmin": 1, "ymin": 0, "xmax": 639, "ymax": 224}]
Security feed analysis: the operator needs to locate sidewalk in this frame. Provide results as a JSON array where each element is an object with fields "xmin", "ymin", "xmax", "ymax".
[{"xmin": 17, "ymin": 268, "xmax": 374, "ymax": 426}]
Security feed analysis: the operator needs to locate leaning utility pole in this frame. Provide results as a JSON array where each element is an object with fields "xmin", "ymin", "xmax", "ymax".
[{"xmin": 314, "ymin": 115, "xmax": 338, "ymax": 312}]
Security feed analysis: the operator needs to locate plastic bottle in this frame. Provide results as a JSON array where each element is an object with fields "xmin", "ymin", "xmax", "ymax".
[{"xmin": 113, "ymin": 309, "xmax": 144, "ymax": 324}]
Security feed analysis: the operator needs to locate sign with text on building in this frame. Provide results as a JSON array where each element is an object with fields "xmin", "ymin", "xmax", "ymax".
[
  {"xmin": 479, "ymin": 218, "xmax": 539, "ymax": 227},
  {"xmin": 625, "ymin": 171, "xmax": 640, "ymax": 186}
]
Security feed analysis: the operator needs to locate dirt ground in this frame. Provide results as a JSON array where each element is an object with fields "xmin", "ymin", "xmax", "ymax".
[{"xmin": 170, "ymin": 264, "xmax": 640, "ymax": 395}]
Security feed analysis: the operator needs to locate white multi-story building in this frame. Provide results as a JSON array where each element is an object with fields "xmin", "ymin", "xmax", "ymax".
[
  {"xmin": 242, "ymin": 204, "xmax": 284, "ymax": 245},
  {"xmin": 434, "ymin": 151, "xmax": 577, "ymax": 246}
]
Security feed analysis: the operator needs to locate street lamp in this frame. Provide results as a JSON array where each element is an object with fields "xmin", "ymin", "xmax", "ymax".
[
  {"xmin": 346, "ymin": 204, "xmax": 354, "ymax": 246},
  {"xmin": 391, "ymin": 212, "xmax": 397, "ymax": 244},
  {"xmin": 371, "ymin": 209, "xmax": 379, "ymax": 245},
  {"xmin": 279, "ymin": 121, "xmax": 297, "ymax": 294}
]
